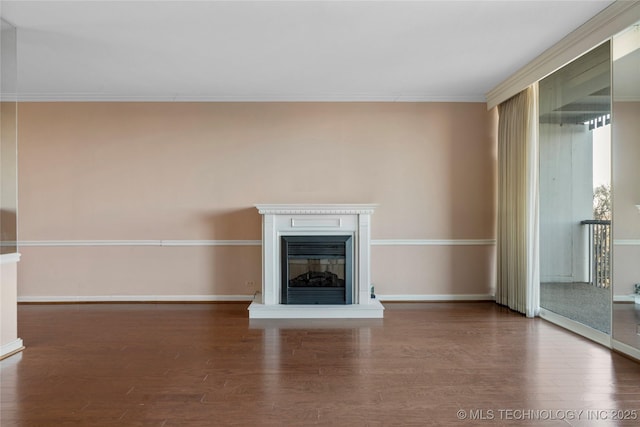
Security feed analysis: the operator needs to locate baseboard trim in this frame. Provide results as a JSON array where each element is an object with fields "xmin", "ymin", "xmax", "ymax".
[
  {"xmin": 0, "ymin": 338, "xmax": 25, "ymax": 360},
  {"xmin": 612, "ymin": 339, "xmax": 640, "ymax": 363},
  {"xmin": 377, "ymin": 294, "xmax": 495, "ymax": 302},
  {"xmin": 614, "ymin": 295, "xmax": 636, "ymax": 303},
  {"xmin": 614, "ymin": 239, "xmax": 640, "ymax": 246},
  {"xmin": 18, "ymin": 295, "xmax": 254, "ymax": 303},
  {"xmin": 17, "ymin": 294, "xmax": 495, "ymax": 304},
  {"xmin": 539, "ymin": 308, "xmax": 611, "ymax": 348}
]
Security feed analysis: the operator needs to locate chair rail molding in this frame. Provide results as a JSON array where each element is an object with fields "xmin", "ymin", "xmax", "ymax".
[{"xmin": 12, "ymin": 239, "xmax": 495, "ymax": 247}]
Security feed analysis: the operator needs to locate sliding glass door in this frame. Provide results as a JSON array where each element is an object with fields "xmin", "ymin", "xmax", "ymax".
[{"xmin": 539, "ymin": 41, "xmax": 612, "ymax": 334}]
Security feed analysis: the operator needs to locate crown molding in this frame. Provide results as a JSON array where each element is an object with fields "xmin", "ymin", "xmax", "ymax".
[
  {"xmin": 14, "ymin": 93, "xmax": 486, "ymax": 103},
  {"xmin": 486, "ymin": 0, "xmax": 640, "ymax": 109}
]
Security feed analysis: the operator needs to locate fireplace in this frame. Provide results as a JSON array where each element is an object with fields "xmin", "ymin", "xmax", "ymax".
[
  {"xmin": 250, "ymin": 204, "xmax": 384, "ymax": 319},
  {"xmin": 281, "ymin": 235, "xmax": 352, "ymax": 305}
]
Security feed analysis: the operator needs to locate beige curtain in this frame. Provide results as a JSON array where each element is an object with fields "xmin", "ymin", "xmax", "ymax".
[{"xmin": 496, "ymin": 85, "xmax": 539, "ymax": 317}]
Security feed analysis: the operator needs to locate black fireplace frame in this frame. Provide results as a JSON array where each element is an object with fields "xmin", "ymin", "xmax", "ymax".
[{"xmin": 281, "ymin": 235, "xmax": 353, "ymax": 305}]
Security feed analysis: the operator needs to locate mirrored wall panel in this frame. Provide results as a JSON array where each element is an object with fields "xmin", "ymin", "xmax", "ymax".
[
  {"xmin": 539, "ymin": 41, "xmax": 612, "ymax": 334},
  {"xmin": 1, "ymin": 18, "xmax": 18, "ymax": 255},
  {"xmin": 612, "ymin": 23, "xmax": 640, "ymax": 350}
]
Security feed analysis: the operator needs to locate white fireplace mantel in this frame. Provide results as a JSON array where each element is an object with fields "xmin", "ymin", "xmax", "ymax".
[
  {"xmin": 256, "ymin": 204, "xmax": 378, "ymax": 215},
  {"xmin": 249, "ymin": 204, "xmax": 384, "ymax": 319}
]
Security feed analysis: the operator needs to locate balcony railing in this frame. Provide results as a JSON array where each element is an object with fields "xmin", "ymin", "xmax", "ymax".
[{"xmin": 580, "ymin": 219, "xmax": 611, "ymax": 288}]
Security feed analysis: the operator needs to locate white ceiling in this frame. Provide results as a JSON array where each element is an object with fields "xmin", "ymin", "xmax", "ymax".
[{"xmin": 1, "ymin": 0, "xmax": 615, "ymax": 102}]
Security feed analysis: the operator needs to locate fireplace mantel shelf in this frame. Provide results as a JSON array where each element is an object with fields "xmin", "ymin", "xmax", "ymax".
[
  {"xmin": 255, "ymin": 204, "xmax": 379, "ymax": 215},
  {"xmin": 250, "ymin": 203, "xmax": 384, "ymax": 319}
]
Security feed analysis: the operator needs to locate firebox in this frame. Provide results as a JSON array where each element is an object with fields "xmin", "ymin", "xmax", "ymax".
[{"xmin": 281, "ymin": 235, "xmax": 353, "ymax": 304}]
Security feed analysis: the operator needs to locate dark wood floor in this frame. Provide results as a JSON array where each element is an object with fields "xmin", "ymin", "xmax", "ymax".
[{"xmin": 2, "ymin": 302, "xmax": 640, "ymax": 426}]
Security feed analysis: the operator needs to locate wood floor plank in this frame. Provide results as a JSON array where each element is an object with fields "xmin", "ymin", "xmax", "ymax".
[{"xmin": 2, "ymin": 302, "xmax": 640, "ymax": 426}]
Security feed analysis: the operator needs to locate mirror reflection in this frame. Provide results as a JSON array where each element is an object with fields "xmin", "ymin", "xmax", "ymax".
[
  {"xmin": 539, "ymin": 41, "xmax": 612, "ymax": 334},
  {"xmin": 1, "ymin": 18, "xmax": 18, "ymax": 255},
  {"xmin": 612, "ymin": 23, "xmax": 640, "ymax": 349}
]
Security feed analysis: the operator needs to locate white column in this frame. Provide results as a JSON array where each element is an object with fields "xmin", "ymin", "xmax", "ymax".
[
  {"xmin": 358, "ymin": 213, "xmax": 372, "ymax": 305},
  {"xmin": 1, "ymin": 254, "xmax": 24, "ymax": 359},
  {"xmin": 262, "ymin": 213, "xmax": 278, "ymax": 305}
]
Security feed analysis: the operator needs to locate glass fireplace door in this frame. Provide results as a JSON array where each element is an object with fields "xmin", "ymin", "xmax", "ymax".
[{"xmin": 281, "ymin": 235, "xmax": 353, "ymax": 305}]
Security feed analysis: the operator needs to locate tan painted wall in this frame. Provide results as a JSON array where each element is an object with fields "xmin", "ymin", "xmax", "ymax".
[
  {"xmin": 613, "ymin": 102, "xmax": 640, "ymax": 240},
  {"xmin": 17, "ymin": 102, "xmax": 497, "ymax": 299}
]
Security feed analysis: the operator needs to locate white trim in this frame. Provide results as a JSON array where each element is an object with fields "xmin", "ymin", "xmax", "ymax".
[
  {"xmin": 612, "ymin": 339, "xmax": 640, "ymax": 362},
  {"xmin": 617, "ymin": 96, "xmax": 640, "ymax": 102},
  {"xmin": 0, "ymin": 252, "xmax": 20, "ymax": 264},
  {"xmin": 613, "ymin": 295, "xmax": 636, "ymax": 303},
  {"xmin": 161, "ymin": 240, "xmax": 261, "ymax": 246},
  {"xmin": 540, "ymin": 276, "xmax": 583, "ymax": 283},
  {"xmin": 0, "ymin": 338, "xmax": 24, "ymax": 360},
  {"xmin": 16, "ymin": 294, "xmax": 496, "ymax": 304},
  {"xmin": 13, "ymin": 239, "xmax": 496, "ymax": 248},
  {"xmin": 16, "ymin": 93, "xmax": 486, "ymax": 103},
  {"xmin": 18, "ymin": 240, "xmax": 160, "ymax": 247},
  {"xmin": 486, "ymin": 1, "xmax": 640, "ymax": 109},
  {"xmin": 255, "ymin": 203, "xmax": 379, "ymax": 215},
  {"xmin": 371, "ymin": 239, "xmax": 495, "ymax": 246},
  {"xmin": 18, "ymin": 295, "xmax": 254, "ymax": 303},
  {"xmin": 15, "ymin": 240, "xmax": 262, "ymax": 247},
  {"xmin": 13, "ymin": 239, "xmax": 495, "ymax": 247},
  {"xmin": 539, "ymin": 308, "xmax": 611, "ymax": 348},
  {"xmin": 377, "ymin": 294, "xmax": 495, "ymax": 302},
  {"xmin": 614, "ymin": 239, "xmax": 640, "ymax": 246}
]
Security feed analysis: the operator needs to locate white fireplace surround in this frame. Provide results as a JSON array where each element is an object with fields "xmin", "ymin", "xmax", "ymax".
[{"xmin": 249, "ymin": 204, "xmax": 384, "ymax": 319}]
